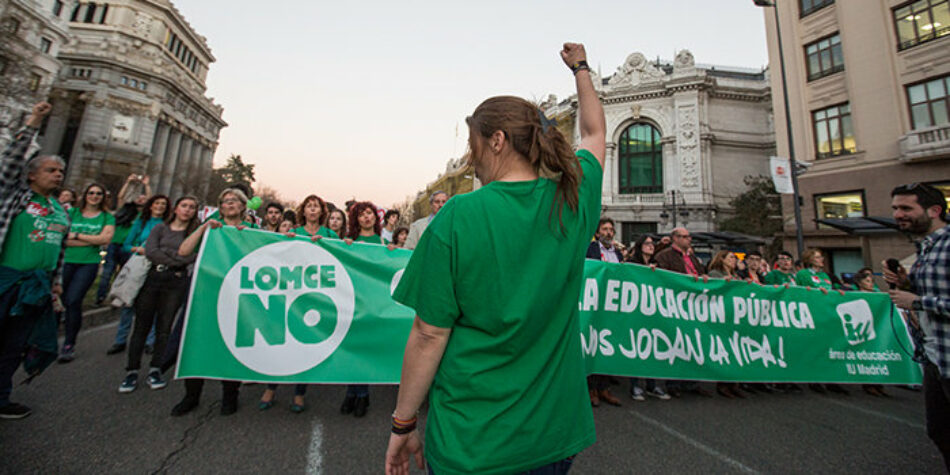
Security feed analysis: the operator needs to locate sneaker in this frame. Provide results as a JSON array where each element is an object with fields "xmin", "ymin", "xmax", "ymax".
[
  {"xmin": 630, "ymin": 386, "xmax": 646, "ymax": 401},
  {"xmin": 647, "ymin": 387, "xmax": 671, "ymax": 401},
  {"xmin": 147, "ymin": 370, "xmax": 166, "ymax": 390},
  {"xmin": 118, "ymin": 373, "xmax": 138, "ymax": 393},
  {"xmin": 58, "ymin": 345, "xmax": 75, "ymax": 363},
  {"xmin": 0, "ymin": 402, "xmax": 32, "ymax": 419}
]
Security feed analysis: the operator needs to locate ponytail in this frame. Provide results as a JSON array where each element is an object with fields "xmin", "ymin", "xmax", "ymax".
[{"xmin": 467, "ymin": 96, "xmax": 582, "ymax": 230}]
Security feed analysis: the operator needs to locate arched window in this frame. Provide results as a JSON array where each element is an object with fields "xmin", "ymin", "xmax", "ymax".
[{"xmin": 618, "ymin": 123, "xmax": 663, "ymax": 194}]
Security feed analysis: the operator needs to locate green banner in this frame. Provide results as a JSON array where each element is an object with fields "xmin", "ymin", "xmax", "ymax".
[{"xmin": 177, "ymin": 228, "xmax": 923, "ymax": 385}]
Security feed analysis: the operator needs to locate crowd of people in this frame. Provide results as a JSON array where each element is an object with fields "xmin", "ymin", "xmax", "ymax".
[{"xmin": 1, "ymin": 42, "xmax": 948, "ymax": 474}]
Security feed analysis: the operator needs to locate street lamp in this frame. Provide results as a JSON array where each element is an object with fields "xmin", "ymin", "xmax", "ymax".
[
  {"xmin": 659, "ymin": 189, "xmax": 689, "ymax": 228},
  {"xmin": 753, "ymin": 0, "xmax": 806, "ymax": 259}
]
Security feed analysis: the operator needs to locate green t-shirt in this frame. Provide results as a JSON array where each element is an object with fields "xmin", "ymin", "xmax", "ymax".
[
  {"xmin": 293, "ymin": 226, "xmax": 339, "ymax": 239},
  {"xmin": 64, "ymin": 208, "xmax": 115, "ymax": 264},
  {"xmin": 354, "ymin": 233, "xmax": 383, "ymax": 244},
  {"xmin": 0, "ymin": 193, "xmax": 70, "ymax": 271},
  {"xmin": 795, "ymin": 268, "xmax": 832, "ymax": 290},
  {"xmin": 393, "ymin": 149, "xmax": 602, "ymax": 475},
  {"xmin": 764, "ymin": 270, "xmax": 796, "ymax": 286}
]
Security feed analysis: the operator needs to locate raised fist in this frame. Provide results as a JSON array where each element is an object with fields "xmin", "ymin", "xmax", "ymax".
[
  {"xmin": 560, "ymin": 43, "xmax": 587, "ymax": 70},
  {"xmin": 26, "ymin": 102, "xmax": 52, "ymax": 127}
]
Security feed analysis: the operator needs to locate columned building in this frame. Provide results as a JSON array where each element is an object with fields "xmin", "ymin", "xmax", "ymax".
[
  {"xmin": 0, "ymin": 0, "xmax": 73, "ymax": 148},
  {"xmin": 543, "ymin": 50, "xmax": 775, "ymax": 245},
  {"xmin": 762, "ymin": 0, "xmax": 950, "ymax": 275},
  {"xmin": 39, "ymin": 0, "xmax": 225, "ymax": 198}
]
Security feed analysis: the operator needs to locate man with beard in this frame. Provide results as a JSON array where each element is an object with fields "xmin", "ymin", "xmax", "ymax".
[
  {"xmin": 584, "ymin": 218, "xmax": 622, "ymax": 407},
  {"xmin": 884, "ymin": 183, "xmax": 949, "ymax": 470}
]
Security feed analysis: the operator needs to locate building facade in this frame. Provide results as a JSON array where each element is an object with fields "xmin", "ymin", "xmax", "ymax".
[
  {"xmin": 762, "ymin": 0, "xmax": 950, "ymax": 275},
  {"xmin": 0, "ymin": 0, "xmax": 73, "ymax": 147},
  {"xmin": 36, "ymin": 0, "xmax": 225, "ymax": 198},
  {"xmin": 410, "ymin": 154, "xmax": 473, "ymax": 220},
  {"xmin": 543, "ymin": 50, "xmax": 775, "ymax": 245}
]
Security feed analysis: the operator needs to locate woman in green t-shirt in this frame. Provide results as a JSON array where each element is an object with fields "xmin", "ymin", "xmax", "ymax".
[
  {"xmin": 338, "ymin": 201, "xmax": 384, "ymax": 418},
  {"xmin": 795, "ymin": 248, "xmax": 851, "ymax": 396},
  {"xmin": 60, "ymin": 183, "xmax": 115, "ymax": 362},
  {"xmin": 288, "ymin": 194, "xmax": 338, "ymax": 240},
  {"xmin": 385, "ymin": 43, "xmax": 606, "ymax": 475}
]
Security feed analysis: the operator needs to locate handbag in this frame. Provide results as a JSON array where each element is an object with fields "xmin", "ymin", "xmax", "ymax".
[{"xmin": 109, "ymin": 253, "xmax": 151, "ymax": 307}]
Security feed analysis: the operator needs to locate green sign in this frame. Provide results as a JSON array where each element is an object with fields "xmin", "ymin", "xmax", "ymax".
[{"xmin": 177, "ymin": 228, "xmax": 922, "ymax": 385}]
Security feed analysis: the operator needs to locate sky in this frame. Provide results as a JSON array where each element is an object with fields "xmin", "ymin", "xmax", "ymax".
[{"xmin": 174, "ymin": 0, "xmax": 770, "ymax": 208}]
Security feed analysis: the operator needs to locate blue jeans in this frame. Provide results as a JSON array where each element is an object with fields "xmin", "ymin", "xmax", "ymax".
[
  {"xmin": 62, "ymin": 262, "xmax": 99, "ymax": 347},
  {"xmin": 96, "ymin": 243, "xmax": 129, "ymax": 301},
  {"xmin": 346, "ymin": 384, "xmax": 369, "ymax": 397},
  {"xmin": 114, "ymin": 307, "xmax": 154, "ymax": 346},
  {"xmin": 0, "ymin": 284, "xmax": 45, "ymax": 406},
  {"xmin": 427, "ymin": 456, "xmax": 574, "ymax": 475}
]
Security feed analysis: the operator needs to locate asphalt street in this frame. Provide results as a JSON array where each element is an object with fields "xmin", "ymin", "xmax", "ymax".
[{"xmin": 0, "ymin": 318, "xmax": 944, "ymax": 474}]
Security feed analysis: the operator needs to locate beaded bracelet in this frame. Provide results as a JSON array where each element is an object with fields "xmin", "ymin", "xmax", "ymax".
[{"xmin": 392, "ymin": 413, "xmax": 418, "ymax": 435}]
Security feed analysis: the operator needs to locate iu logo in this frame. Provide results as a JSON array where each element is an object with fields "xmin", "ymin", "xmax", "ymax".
[
  {"xmin": 836, "ymin": 300, "xmax": 876, "ymax": 346},
  {"xmin": 216, "ymin": 241, "xmax": 355, "ymax": 375}
]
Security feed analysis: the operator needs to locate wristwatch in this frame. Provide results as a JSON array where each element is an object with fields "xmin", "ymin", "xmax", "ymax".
[{"xmin": 912, "ymin": 299, "xmax": 924, "ymax": 311}]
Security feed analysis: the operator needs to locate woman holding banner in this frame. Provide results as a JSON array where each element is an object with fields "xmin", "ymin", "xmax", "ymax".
[
  {"xmin": 385, "ymin": 43, "xmax": 605, "ymax": 475},
  {"xmin": 170, "ymin": 188, "xmax": 250, "ymax": 416},
  {"xmin": 340, "ymin": 201, "xmax": 384, "ymax": 418},
  {"xmin": 626, "ymin": 235, "xmax": 670, "ymax": 402},
  {"xmin": 291, "ymin": 195, "xmax": 338, "ymax": 239}
]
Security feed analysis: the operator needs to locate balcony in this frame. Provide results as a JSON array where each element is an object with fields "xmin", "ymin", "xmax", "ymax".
[{"xmin": 899, "ymin": 125, "xmax": 950, "ymax": 162}]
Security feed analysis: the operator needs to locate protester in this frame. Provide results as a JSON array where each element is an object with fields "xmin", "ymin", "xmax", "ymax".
[
  {"xmin": 292, "ymin": 195, "xmax": 337, "ymax": 238},
  {"xmin": 624, "ymin": 235, "xmax": 670, "ymax": 401},
  {"xmin": 277, "ymin": 218, "xmax": 295, "ymax": 233},
  {"xmin": 117, "ymin": 196, "xmax": 199, "ymax": 394},
  {"xmin": 795, "ymin": 248, "xmax": 848, "ymax": 395},
  {"xmin": 654, "ymin": 227, "xmax": 712, "ymax": 398},
  {"xmin": 106, "ymin": 195, "xmax": 169, "ymax": 355},
  {"xmin": 59, "ymin": 182, "xmax": 115, "ymax": 362},
  {"xmin": 385, "ymin": 42, "xmax": 605, "ymax": 475},
  {"xmin": 403, "ymin": 191, "xmax": 447, "ymax": 250},
  {"xmin": 339, "ymin": 201, "xmax": 384, "ymax": 417},
  {"xmin": 883, "ymin": 183, "xmax": 949, "ymax": 469},
  {"xmin": 0, "ymin": 102, "xmax": 64, "ymax": 419},
  {"xmin": 852, "ymin": 268, "xmax": 887, "ymax": 397},
  {"xmin": 738, "ymin": 251, "xmax": 766, "ymax": 284},
  {"xmin": 55, "ymin": 188, "xmax": 75, "ymax": 210},
  {"xmin": 262, "ymin": 202, "xmax": 284, "ymax": 232},
  {"xmin": 392, "ymin": 227, "xmax": 409, "ymax": 248},
  {"xmin": 96, "ymin": 174, "xmax": 151, "ymax": 305},
  {"xmin": 171, "ymin": 188, "xmax": 249, "ymax": 416},
  {"xmin": 381, "ymin": 209, "xmax": 400, "ymax": 243},
  {"xmin": 706, "ymin": 251, "xmax": 750, "ymax": 399},
  {"xmin": 764, "ymin": 251, "xmax": 796, "ymax": 286},
  {"xmin": 326, "ymin": 208, "xmax": 347, "ymax": 239},
  {"xmin": 584, "ymin": 217, "xmax": 623, "ymax": 407}
]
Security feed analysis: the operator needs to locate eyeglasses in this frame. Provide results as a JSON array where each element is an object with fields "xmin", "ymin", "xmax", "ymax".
[
  {"xmin": 221, "ymin": 199, "xmax": 242, "ymax": 205},
  {"xmin": 643, "ymin": 241, "xmax": 655, "ymax": 246},
  {"xmin": 777, "ymin": 256, "xmax": 793, "ymax": 261},
  {"xmin": 87, "ymin": 191, "xmax": 103, "ymax": 196}
]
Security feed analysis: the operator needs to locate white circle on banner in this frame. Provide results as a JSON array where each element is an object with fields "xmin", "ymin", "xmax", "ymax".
[{"xmin": 217, "ymin": 240, "xmax": 354, "ymax": 376}]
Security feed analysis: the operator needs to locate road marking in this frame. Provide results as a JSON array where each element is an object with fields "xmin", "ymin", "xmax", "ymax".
[
  {"xmin": 628, "ymin": 410, "xmax": 760, "ymax": 474},
  {"xmin": 306, "ymin": 421, "xmax": 324, "ymax": 475},
  {"xmin": 820, "ymin": 396, "xmax": 925, "ymax": 430}
]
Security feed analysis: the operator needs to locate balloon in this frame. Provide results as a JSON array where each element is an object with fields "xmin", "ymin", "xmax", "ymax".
[{"xmin": 248, "ymin": 196, "xmax": 262, "ymax": 210}]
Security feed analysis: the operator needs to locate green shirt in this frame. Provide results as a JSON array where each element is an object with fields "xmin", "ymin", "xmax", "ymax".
[
  {"xmin": 764, "ymin": 270, "xmax": 796, "ymax": 286},
  {"xmin": 293, "ymin": 226, "xmax": 339, "ymax": 239},
  {"xmin": 795, "ymin": 268, "xmax": 832, "ymax": 290},
  {"xmin": 64, "ymin": 208, "xmax": 115, "ymax": 264},
  {"xmin": 0, "ymin": 193, "xmax": 70, "ymax": 271},
  {"xmin": 354, "ymin": 233, "xmax": 383, "ymax": 244},
  {"xmin": 111, "ymin": 211, "xmax": 139, "ymax": 245},
  {"xmin": 393, "ymin": 150, "xmax": 601, "ymax": 475}
]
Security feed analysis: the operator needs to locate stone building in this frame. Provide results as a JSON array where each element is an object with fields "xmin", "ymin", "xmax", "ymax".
[
  {"xmin": 0, "ymin": 0, "xmax": 73, "ymax": 147},
  {"xmin": 542, "ymin": 50, "xmax": 775, "ymax": 244},
  {"xmin": 761, "ymin": 0, "xmax": 950, "ymax": 275},
  {"xmin": 410, "ymin": 154, "xmax": 474, "ymax": 220},
  {"xmin": 37, "ymin": 0, "xmax": 225, "ymax": 199}
]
